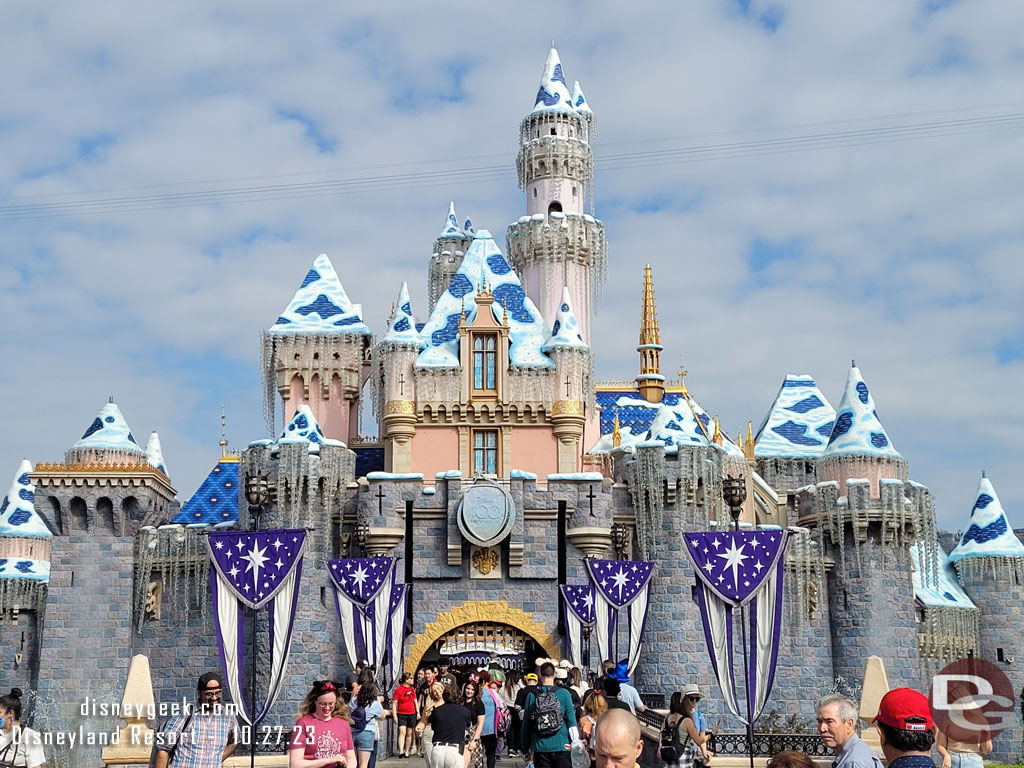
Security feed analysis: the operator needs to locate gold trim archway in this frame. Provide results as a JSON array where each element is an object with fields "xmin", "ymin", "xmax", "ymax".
[{"xmin": 405, "ymin": 601, "xmax": 561, "ymax": 673}]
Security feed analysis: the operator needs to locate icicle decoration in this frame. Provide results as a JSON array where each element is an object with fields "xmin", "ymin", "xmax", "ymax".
[
  {"xmin": 276, "ymin": 443, "xmax": 312, "ymax": 530},
  {"xmin": 629, "ymin": 444, "xmax": 666, "ymax": 559},
  {"xmin": 954, "ymin": 555, "xmax": 1024, "ymax": 586},
  {"xmin": 918, "ymin": 605, "xmax": 980, "ymax": 662},
  {"xmin": 786, "ymin": 527, "xmax": 824, "ymax": 624},
  {"xmin": 0, "ymin": 579, "xmax": 47, "ymax": 625},
  {"xmin": 133, "ymin": 526, "xmax": 210, "ymax": 632}
]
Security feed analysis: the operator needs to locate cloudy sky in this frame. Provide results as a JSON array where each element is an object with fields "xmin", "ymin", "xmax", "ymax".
[{"xmin": 1, "ymin": 1, "xmax": 1022, "ymax": 530}]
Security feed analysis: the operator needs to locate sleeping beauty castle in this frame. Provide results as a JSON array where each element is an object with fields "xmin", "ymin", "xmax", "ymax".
[{"xmin": 2, "ymin": 48, "xmax": 1023, "ymax": 765}]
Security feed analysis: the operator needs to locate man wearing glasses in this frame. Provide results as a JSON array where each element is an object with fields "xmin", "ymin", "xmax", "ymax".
[{"xmin": 154, "ymin": 672, "xmax": 239, "ymax": 768}]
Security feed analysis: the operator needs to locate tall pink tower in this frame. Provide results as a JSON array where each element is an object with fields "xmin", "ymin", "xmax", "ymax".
[{"xmin": 506, "ymin": 47, "xmax": 606, "ymax": 343}]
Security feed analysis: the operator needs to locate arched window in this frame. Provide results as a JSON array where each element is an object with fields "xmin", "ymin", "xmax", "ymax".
[
  {"xmin": 473, "ymin": 334, "xmax": 497, "ymax": 392},
  {"xmin": 548, "ymin": 201, "xmax": 562, "ymax": 215}
]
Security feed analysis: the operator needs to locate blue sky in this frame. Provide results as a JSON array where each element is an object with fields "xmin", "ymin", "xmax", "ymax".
[{"xmin": 1, "ymin": 1, "xmax": 1023, "ymax": 530}]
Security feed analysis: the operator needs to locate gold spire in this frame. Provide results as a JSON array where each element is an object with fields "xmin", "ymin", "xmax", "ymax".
[
  {"xmin": 612, "ymin": 410, "xmax": 622, "ymax": 448},
  {"xmin": 637, "ymin": 264, "xmax": 665, "ymax": 404},
  {"xmin": 219, "ymin": 406, "xmax": 229, "ymax": 458},
  {"xmin": 744, "ymin": 419, "xmax": 756, "ymax": 462},
  {"xmin": 712, "ymin": 414, "xmax": 723, "ymax": 445},
  {"xmin": 677, "ymin": 357, "xmax": 688, "ymax": 395}
]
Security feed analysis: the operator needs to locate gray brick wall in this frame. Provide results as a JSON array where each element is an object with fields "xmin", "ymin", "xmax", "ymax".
[{"xmin": 0, "ymin": 609, "xmax": 40, "ymax": 715}]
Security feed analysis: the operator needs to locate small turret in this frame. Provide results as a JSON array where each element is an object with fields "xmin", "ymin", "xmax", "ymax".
[
  {"xmin": 377, "ymin": 283, "xmax": 425, "ymax": 473},
  {"xmin": 636, "ymin": 265, "xmax": 665, "ymax": 404},
  {"xmin": 543, "ymin": 287, "xmax": 590, "ymax": 472},
  {"xmin": 428, "ymin": 202, "xmax": 475, "ymax": 312},
  {"xmin": 0, "ymin": 460, "xmax": 51, "ymax": 619},
  {"xmin": 145, "ymin": 432, "xmax": 167, "ymax": 476},
  {"xmin": 67, "ymin": 401, "xmax": 147, "ymax": 466}
]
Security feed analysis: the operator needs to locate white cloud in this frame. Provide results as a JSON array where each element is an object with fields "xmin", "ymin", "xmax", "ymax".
[{"xmin": 1, "ymin": 0, "xmax": 1023, "ymax": 529}]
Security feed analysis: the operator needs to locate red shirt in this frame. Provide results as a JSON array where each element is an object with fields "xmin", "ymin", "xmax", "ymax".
[
  {"xmin": 291, "ymin": 715, "xmax": 354, "ymax": 763},
  {"xmin": 393, "ymin": 685, "xmax": 417, "ymax": 715}
]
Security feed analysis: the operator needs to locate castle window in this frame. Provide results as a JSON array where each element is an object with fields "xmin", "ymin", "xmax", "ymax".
[
  {"xmin": 550, "ymin": 128, "xmax": 557, "ymax": 136},
  {"xmin": 548, "ymin": 201, "xmax": 562, "ymax": 215},
  {"xmin": 472, "ymin": 430, "xmax": 499, "ymax": 475},
  {"xmin": 473, "ymin": 334, "xmax": 497, "ymax": 392},
  {"xmin": 533, "ymin": 188, "xmax": 537, "ymax": 198},
  {"xmin": 572, "ymin": 187, "xmax": 577, "ymax": 198}
]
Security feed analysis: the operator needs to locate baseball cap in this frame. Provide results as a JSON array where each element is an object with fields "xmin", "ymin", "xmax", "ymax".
[
  {"xmin": 682, "ymin": 684, "xmax": 701, "ymax": 698},
  {"xmin": 874, "ymin": 688, "xmax": 933, "ymax": 731},
  {"xmin": 525, "ymin": 673, "xmax": 538, "ymax": 682}
]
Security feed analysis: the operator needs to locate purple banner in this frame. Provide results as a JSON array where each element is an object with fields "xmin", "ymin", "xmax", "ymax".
[
  {"xmin": 327, "ymin": 557, "xmax": 395, "ymax": 605},
  {"xmin": 208, "ymin": 529, "xmax": 306, "ymax": 610},
  {"xmin": 585, "ymin": 559, "xmax": 654, "ymax": 608},
  {"xmin": 684, "ymin": 529, "xmax": 787, "ymax": 606},
  {"xmin": 560, "ymin": 584, "xmax": 595, "ymax": 624}
]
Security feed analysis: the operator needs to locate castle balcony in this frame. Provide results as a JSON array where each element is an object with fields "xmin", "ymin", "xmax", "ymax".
[
  {"xmin": 506, "ymin": 211, "xmax": 606, "ymax": 270},
  {"xmin": 516, "ymin": 135, "xmax": 594, "ymax": 187}
]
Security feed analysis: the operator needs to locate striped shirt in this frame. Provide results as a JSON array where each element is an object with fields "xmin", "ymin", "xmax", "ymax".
[{"xmin": 156, "ymin": 707, "xmax": 238, "ymax": 768}]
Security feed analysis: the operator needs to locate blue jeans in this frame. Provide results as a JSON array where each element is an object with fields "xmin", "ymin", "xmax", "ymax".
[{"xmin": 950, "ymin": 753, "xmax": 983, "ymax": 768}]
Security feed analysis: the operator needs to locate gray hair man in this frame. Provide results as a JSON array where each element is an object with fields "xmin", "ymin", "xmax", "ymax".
[{"xmin": 816, "ymin": 694, "xmax": 882, "ymax": 768}]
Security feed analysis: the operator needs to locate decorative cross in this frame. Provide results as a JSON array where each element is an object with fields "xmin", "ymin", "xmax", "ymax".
[
  {"xmin": 565, "ymin": 374, "xmax": 572, "ymax": 398},
  {"xmin": 397, "ymin": 372, "xmax": 406, "ymax": 396},
  {"xmin": 587, "ymin": 484, "xmax": 597, "ymax": 517},
  {"xmin": 376, "ymin": 486, "xmax": 385, "ymax": 515}
]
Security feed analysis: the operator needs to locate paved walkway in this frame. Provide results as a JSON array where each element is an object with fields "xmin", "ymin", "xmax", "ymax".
[{"xmin": 376, "ymin": 751, "xmax": 529, "ymax": 768}]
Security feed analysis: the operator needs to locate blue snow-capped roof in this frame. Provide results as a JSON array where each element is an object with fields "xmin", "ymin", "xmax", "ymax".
[
  {"xmin": 532, "ymin": 47, "xmax": 575, "ymax": 113},
  {"xmin": 821, "ymin": 365, "xmax": 902, "ymax": 459},
  {"xmin": 277, "ymin": 404, "xmax": 344, "ymax": 453},
  {"xmin": 416, "ymin": 230, "xmax": 553, "ymax": 369},
  {"xmin": 381, "ymin": 282, "xmax": 426, "ymax": 349},
  {"xmin": 646, "ymin": 399, "xmax": 712, "ymax": 448},
  {"xmin": 268, "ymin": 253, "xmax": 370, "ymax": 336},
  {"xmin": 145, "ymin": 431, "xmax": 168, "ymax": 475},
  {"xmin": 595, "ymin": 390, "xmax": 685, "ymax": 440},
  {"xmin": 0, "ymin": 460, "xmax": 51, "ymax": 540},
  {"xmin": 542, "ymin": 287, "xmax": 588, "ymax": 352},
  {"xmin": 570, "ymin": 81, "xmax": 592, "ymax": 115},
  {"xmin": 70, "ymin": 402, "xmax": 145, "ymax": 456},
  {"xmin": 174, "ymin": 458, "xmax": 239, "ymax": 525},
  {"xmin": 949, "ymin": 475, "xmax": 1024, "ymax": 562},
  {"xmin": 911, "ymin": 542, "xmax": 975, "ymax": 609},
  {"xmin": 439, "ymin": 201, "xmax": 464, "ymax": 239},
  {"xmin": 755, "ymin": 375, "xmax": 837, "ymax": 459},
  {"xmin": 0, "ymin": 557, "xmax": 49, "ymax": 582},
  {"xmin": 590, "ymin": 389, "xmax": 725, "ymax": 454}
]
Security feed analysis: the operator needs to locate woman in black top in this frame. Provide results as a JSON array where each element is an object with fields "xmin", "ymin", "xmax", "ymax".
[
  {"xmin": 416, "ymin": 687, "xmax": 473, "ymax": 768},
  {"xmin": 461, "ymin": 681, "xmax": 485, "ymax": 768}
]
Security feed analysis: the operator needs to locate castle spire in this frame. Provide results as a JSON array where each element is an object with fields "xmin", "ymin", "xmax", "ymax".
[
  {"xmin": 440, "ymin": 201, "xmax": 462, "ymax": 238},
  {"xmin": 612, "ymin": 410, "xmax": 622, "ymax": 448},
  {"xmin": 712, "ymin": 415, "xmax": 723, "ymax": 445},
  {"xmin": 744, "ymin": 419, "xmax": 756, "ymax": 462},
  {"xmin": 636, "ymin": 264, "xmax": 665, "ymax": 403},
  {"xmin": 532, "ymin": 47, "xmax": 573, "ymax": 112}
]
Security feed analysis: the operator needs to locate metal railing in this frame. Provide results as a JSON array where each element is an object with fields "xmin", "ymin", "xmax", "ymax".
[{"xmin": 709, "ymin": 734, "xmax": 833, "ymax": 758}]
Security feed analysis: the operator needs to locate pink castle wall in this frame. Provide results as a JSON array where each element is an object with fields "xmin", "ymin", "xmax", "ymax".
[
  {"xmin": 510, "ymin": 427, "xmax": 560, "ymax": 478},
  {"xmin": 410, "ymin": 427, "xmax": 460, "ymax": 479}
]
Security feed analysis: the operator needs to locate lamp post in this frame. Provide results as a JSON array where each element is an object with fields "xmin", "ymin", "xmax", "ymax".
[
  {"xmin": 722, "ymin": 474, "xmax": 754, "ymax": 768},
  {"xmin": 581, "ymin": 621, "xmax": 594, "ymax": 673},
  {"xmin": 611, "ymin": 522, "xmax": 629, "ymax": 558},
  {"xmin": 243, "ymin": 472, "xmax": 270, "ymax": 768}
]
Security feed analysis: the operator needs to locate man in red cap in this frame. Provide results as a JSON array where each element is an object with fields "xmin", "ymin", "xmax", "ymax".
[{"xmin": 873, "ymin": 688, "xmax": 936, "ymax": 768}]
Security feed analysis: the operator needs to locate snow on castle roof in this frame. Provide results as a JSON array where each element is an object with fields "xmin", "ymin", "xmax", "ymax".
[
  {"xmin": 268, "ymin": 253, "xmax": 370, "ymax": 336},
  {"xmin": 439, "ymin": 201, "xmax": 464, "ymax": 239},
  {"xmin": 570, "ymin": 81, "xmax": 592, "ymax": 114},
  {"xmin": 532, "ymin": 47, "xmax": 575, "ymax": 113},
  {"xmin": 755, "ymin": 375, "xmax": 837, "ymax": 459},
  {"xmin": 0, "ymin": 459, "xmax": 51, "ymax": 540},
  {"xmin": 949, "ymin": 475, "xmax": 1024, "ymax": 562},
  {"xmin": 71, "ymin": 401, "xmax": 145, "ymax": 457},
  {"xmin": 382, "ymin": 282, "xmax": 426, "ymax": 349},
  {"xmin": 821, "ymin": 364, "xmax": 902, "ymax": 460},
  {"xmin": 277, "ymin": 404, "xmax": 344, "ymax": 453},
  {"xmin": 416, "ymin": 230, "xmax": 553, "ymax": 370},
  {"xmin": 145, "ymin": 431, "xmax": 168, "ymax": 475},
  {"xmin": 542, "ymin": 287, "xmax": 588, "ymax": 352},
  {"xmin": 910, "ymin": 542, "xmax": 975, "ymax": 609}
]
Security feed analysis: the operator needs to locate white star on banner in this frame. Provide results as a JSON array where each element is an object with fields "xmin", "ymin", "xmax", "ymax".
[
  {"xmin": 583, "ymin": 592, "xmax": 594, "ymax": 611},
  {"xmin": 236, "ymin": 540, "xmax": 245, "ymax": 551},
  {"xmin": 215, "ymin": 541, "xmax": 224, "ymax": 550},
  {"xmin": 275, "ymin": 559, "xmax": 284, "ymax": 569},
  {"xmin": 755, "ymin": 561, "xmax": 764, "ymax": 573},
  {"xmin": 703, "ymin": 561, "xmax": 714, "ymax": 573},
  {"xmin": 712, "ymin": 537, "xmax": 721, "ymax": 549},
  {"xmin": 242, "ymin": 543, "xmax": 270, "ymax": 591},
  {"xmin": 611, "ymin": 568, "xmax": 629, "ymax": 599},
  {"xmin": 717, "ymin": 539, "xmax": 749, "ymax": 589},
  {"xmin": 353, "ymin": 565, "xmax": 369, "ymax": 591},
  {"xmin": 228, "ymin": 566, "xmax": 239, "ymax": 578},
  {"xmin": 273, "ymin": 538, "xmax": 284, "ymax": 550}
]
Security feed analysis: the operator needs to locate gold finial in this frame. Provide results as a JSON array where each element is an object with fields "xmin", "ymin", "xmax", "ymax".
[
  {"xmin": 639, "ymin": 264, "xmax": 660, "ymax": 347},
  {"xmin": 744, "ymin": 419, "xmax": 756, "ymax": 461},
  {"xmin": 612, "ymin": 409, "xmax": 622, "ymax": 448},
  {"xmin": 737, "ymin": 429, "xmax": 743, "ymax": 450},
  {"xmin": 677, "ymin": 356, "xmax": 688, "ymax": 395},
  {"xmin": 502, "ymin": 302, "xmax": 509, "ymax": 327},
  {"xmin": 219, "ymin": 406, "xmax": 229, "ymax": 458},
  {"xmin": 712, "ymin": 414, "xmax": 723, "ymax": 445},
  {"xmin": 637, "ymin": 264, "xmax": 664, "ymax": 404},
  {"xmin": 460, "ymin": 297, "xmax": 467, "ymax": 327}
]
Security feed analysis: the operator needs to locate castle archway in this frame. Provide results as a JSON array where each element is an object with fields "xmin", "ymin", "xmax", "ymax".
[{"xmin": 405, "ymin": 601, "xmax": 561, "ymax": 673}]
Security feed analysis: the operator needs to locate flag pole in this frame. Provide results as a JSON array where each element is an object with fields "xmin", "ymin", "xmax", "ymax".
[
  {"xmin": 723, "ymin": 475, "xmax": 755, "ymax": 768},
  {"xmin": 244, "ymin": 472, "xmax": 270, "ymax": 768}
]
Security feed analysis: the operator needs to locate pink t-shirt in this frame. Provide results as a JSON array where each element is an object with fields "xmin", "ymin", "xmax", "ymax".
[{"xmin": 291, "ymin": 715, "xmax": 355, "ymax": 763}]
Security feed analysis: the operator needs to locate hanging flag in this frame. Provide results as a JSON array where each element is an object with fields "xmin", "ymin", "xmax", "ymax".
[
  {"xmin": 560, "ymin": 584, "xmax": 595, "ymax": 669},
  {"xmin": 328, "ymin": 557, "xmax": 396, "ymax": 670},
  {"xmin": 683, "ymin": 529, "xmax": 790, "ymax": 724},
  {"xmin": 584, "ymin": 559, "xmax": 654, "ymax": 676},
  {"xmin": 207, "ymin": 528, "xmax": 306, "ymax": 726},
  {"xmin": 385, "ymin": 583, "xmax": 410, "ymax": 687}
]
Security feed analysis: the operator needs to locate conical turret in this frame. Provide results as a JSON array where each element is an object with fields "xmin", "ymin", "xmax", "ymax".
[
  {"xmin": 819, "ymin": 363, "xmax": 907, "ymax": 495},
  {"xmin": 429, "ymin": 202, "xmax": 474, "ymax": 312},
  {"xmin": 145, "ymin": 431, "xmax": 167, "ymax": 476},
  {"xmin": 949, "ymin": 474, "xmax": 1024, "ymax": 573},
  {"xmin": 542, "ymin": 287, "xmax": 588, "ymax": 352},
  {"xmin": 0, "ymin": 460, "xmax": 51, "ymax": 615},
  {"xmin": 67, "ymin": 401, "xmax": 146, "ymax": 465},
  {"xmin": 532, "ymin": 47, "xmax": 574, "ymax": 112},
  {"xmin": 382, "ymin": 283, "xmax": 426, "ymax": 350},
  {"xmin": 636, "ymin": 265, "xmax": 664, "ymax": 404}
]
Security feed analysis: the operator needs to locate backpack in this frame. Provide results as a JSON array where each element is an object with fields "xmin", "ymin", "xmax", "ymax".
[
  {"xmin": 490, "ymin": 689, "xmax": 511, "ymax": 734},
  {"xmin": 531, "ymin": 687, "xmax": 564, "ymax": 737},
  {"xmin": 350, "ymin": 703, "xmax": 367, "ymax": 733},
  {"xmin": 659, "ymin": 717, "xmax": 692, "ymax": 765},
  {"xmin": 149, "ymin": 710, "xmax": 194, "ymax": 768}
]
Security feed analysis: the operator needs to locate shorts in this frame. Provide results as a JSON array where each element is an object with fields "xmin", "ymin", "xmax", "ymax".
[
  {"xmin": 398, "ymin": 713, "xmax": 418, "ymax": 728},
  {"xmin": 353, "ymin": 728, "xmax": 377, "ymax": 752}
]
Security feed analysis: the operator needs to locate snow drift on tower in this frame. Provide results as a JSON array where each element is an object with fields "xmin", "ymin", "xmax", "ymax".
[
  {"xmin": 269, "ymin": 254, "xmax": 370, "ymax": 335},
  {"xmin": 821, "ymin": 365, "xmax": 901, "ymax": 459},
  {"xmin": 755, "ymin": 375, "xmax": 837, "ymax": 459}
]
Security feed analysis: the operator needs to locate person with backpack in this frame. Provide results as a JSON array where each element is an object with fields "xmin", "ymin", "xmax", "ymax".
[
  {"xmin": 349, "ymin": 677, "xmax": 388, "ymax": 768},
  {"xmin": 289, "ymin": 680, "xmax": 356, "ymax": 768},
  {"xmin": 659, "ymin": 690, "xmax": 715, "ymax": 767},
  {"xmin": 520, "ymin": 661, "xmax": 580, "ymax": 768},
  {"xmin": 154, "ymin": 672, "xmax": 238, "ymax": 768}
]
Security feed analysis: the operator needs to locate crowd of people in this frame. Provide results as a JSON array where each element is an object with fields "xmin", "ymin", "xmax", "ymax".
[{"xmin": 0, "ymin": 659, "xmax": 989, "ymax": 768}]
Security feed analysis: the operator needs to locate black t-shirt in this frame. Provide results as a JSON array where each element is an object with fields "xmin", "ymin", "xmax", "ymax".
[
  {"xmin": 429, "ymin": 703, "xmax": 474, "ymax": 745},
  {"xmin": 515, "ymin": 684, "xmax": 539, "ymax": 709},
  {"xmin": 606, "ymin": 697, "xmax": 631, "ymax": 711},
  {"xmin": 465, "ymin": 699, "xmax": 485, "ymax": 720}
]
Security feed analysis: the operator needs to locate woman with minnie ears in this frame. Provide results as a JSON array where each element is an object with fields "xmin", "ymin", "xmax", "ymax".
[
  {"xmin": 0, "ymin": 689, "xmax": 44, "ymax": 768},
  {"xmin": 290, "ymin": 681, "xmax": 357, "ymax": 768}
]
